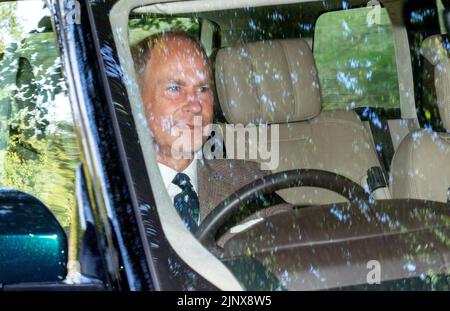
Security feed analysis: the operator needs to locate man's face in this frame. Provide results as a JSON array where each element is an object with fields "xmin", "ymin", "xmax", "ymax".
[{"xmin": 141, "ymin": 38, "xmax": 213, "ymax": 157}]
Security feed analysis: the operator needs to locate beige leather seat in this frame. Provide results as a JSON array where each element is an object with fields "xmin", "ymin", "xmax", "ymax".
[
  {"xmin": 214, "ymin": 38, "xmax": 383, "ymax": 205},
  {"xmin": 390, "ymin": 35, "xmax": 450, "ymax": 203}
]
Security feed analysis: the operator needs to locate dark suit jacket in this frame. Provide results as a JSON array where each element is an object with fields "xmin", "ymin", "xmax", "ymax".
[{"xmin": 196, "ymin": 159, "xmax": 269, "ymax": 220}]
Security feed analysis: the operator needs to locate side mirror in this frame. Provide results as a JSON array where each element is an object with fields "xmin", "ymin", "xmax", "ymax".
[{"xmin": 0, "ymin": 189, "xmax": 68, "ymax": 285}]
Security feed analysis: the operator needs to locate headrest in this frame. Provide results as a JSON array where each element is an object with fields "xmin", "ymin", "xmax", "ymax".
[
  {"xmin": 422, "ymin": 35, "xmax": 450, "ymax": 65},
  {"xmin": 421, "ymin": 35, "xmax": 450, "ymax": 131},
  {"xmin": 215, "ymin": 39, "xmax": 321, "ymax": 124}
]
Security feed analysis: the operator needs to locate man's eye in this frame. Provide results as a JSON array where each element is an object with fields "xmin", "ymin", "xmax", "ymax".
[
  {"xmin": 199, "ymin": 86, "xmax": 210, "ymax": 93},
  {"xmin": 168, "ymin": 85, "xmax": 180, "ymax": 92}
]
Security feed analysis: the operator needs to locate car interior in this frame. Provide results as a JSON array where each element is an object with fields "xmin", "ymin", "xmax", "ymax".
[
  {"xmin": 129, "ymin": 0, "xmax": 449, "ymax": 204},
  {"xmin": 114, "ymin": 0, "xmax": 450, "ymax": 290},
  {"xmin": 391, "ymin": 34, "xmax": 450, "ymax": 203}
]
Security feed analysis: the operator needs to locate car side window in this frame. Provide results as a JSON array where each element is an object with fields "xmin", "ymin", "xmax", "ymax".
[
  {"xmin": 129, "ymin": 16, "xmax": 200, "ymax": 46},
  {"xmin": 0, "ymin": 1, "xmax": 80, "ymax": 233},
  {"xmin": 314, "ymin": 7, "xmax": 401, "ymax": 112}
]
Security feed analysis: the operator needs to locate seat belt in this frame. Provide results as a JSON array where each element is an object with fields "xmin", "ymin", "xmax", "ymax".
[{"xmin": 368, "ymin": 113, "xmax": 395, "ymax": 182}]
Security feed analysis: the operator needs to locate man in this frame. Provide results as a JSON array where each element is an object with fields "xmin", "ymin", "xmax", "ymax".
[{"xmin": 132, "ymin": 32, "xmax": 272, "ymax": 233}]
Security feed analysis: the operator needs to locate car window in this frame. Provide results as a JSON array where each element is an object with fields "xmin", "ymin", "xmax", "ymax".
[
  {"xmin": 129, "ymin": 16, "xmax": 200, "ymax": 46},
  {"xmin": 108, "ymin": 0, "xmax": 450, "ymax": 291},
  {"xmin": 0, "ymin": 2, "xmax": 79, "ymax": 234},
  {"xmin": 314, "ymin": 7, "xmax": 401, "ymax": 112}
]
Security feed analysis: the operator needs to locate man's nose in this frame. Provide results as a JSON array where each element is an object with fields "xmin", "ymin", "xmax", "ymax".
[{"xmin": 184, "ymin": 93, "xmax": 202, "ymax": 114}]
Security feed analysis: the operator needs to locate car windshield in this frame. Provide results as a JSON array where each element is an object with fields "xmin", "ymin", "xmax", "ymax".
[{"xmin": 120, "ymin": 0, "xmax": 450, "ymax": 290}]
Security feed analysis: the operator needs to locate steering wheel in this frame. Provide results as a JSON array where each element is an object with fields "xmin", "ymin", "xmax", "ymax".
[{"xmin": 195, "ymin": 169, "xmax": 370, "ymax": 252}]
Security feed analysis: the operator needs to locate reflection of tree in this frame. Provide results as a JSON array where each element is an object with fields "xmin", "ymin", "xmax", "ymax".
[
  {"xmin": 129, "ymin": 16, "xmax": 200, "ymax": 46},
  {"xmin": 0, "ymin": 3, "xmax": 22, "ymax": 184},
  {"xmin": 315, "ymin": 9, "xmax": 400, "ymax": 111},
  {"xmin": 0, "ymin": 3, "xmax": 22, "ymax": 53},
  {"xmin": 0, "ymin": 7, "xmax": 79, "ymax": 231}
]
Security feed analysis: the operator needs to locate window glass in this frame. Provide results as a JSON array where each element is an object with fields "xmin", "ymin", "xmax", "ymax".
[
  {"xmin": 314, "ymin": 7, "xmax": 401, "ymax": 111},
  {"xmin": 0, "ymin": 1, "xmax": 79, "ymax": 232},
  {"xmin": 129, "ymin": 16, "xmax": 200, "ymax": 46},
  {"xmin": 124, "ymin": 1, "xmax": 450, "ymax": 291}
]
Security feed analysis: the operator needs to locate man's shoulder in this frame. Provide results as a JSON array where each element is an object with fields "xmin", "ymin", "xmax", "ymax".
[{"xmin": 197, "ymin": 158, "xmax": 266, "ymax": 182}]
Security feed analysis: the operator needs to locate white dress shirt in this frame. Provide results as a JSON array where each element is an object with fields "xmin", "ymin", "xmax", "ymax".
[{"xmin": 158, "ymin": 160, "xmax": 198, "ymax": 204}]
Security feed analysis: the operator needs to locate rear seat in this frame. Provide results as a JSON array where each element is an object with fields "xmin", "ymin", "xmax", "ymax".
[
  {"xmin": 214, "ymin": 38, "xmax": 388, "ymax": 205},
  {"xmin": 390, "ymin": 35, "xmax": 450, "ymax": 203}
]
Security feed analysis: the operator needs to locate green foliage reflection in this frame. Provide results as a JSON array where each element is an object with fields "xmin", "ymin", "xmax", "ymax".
[
  {"xmin": 314, "ymin": 7, "xmax": 400, "ymax": 111},
  {"xmin": 0, "ymin": 4, "xmax": 79, "ymax": 231}
]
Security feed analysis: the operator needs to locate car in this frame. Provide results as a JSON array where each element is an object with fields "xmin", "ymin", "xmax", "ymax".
[{"xmin": 0, "ymin": 0, "xmax": 450, "ymax": 291}]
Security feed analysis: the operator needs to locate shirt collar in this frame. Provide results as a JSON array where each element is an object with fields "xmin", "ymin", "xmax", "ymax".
[{"xmin": 158, "ymin": 160, "xmax": 198, "ymax": 192}]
